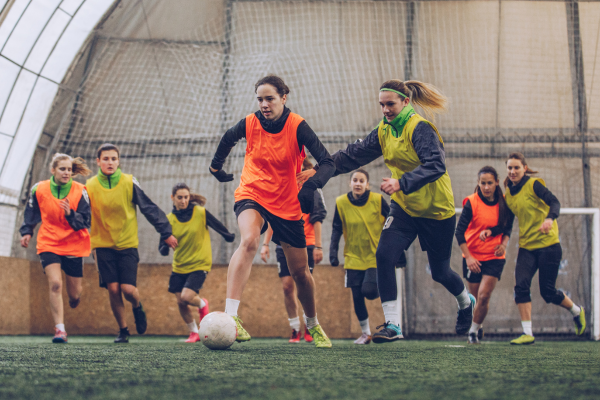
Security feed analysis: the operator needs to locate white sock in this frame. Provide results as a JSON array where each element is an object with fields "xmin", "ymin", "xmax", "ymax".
[
  {"xmin": 306, "ymin": 315, "xmax": 319, "ymax": 330},
  {"xmin": 456, "ymin": 288, "xmax": 472, "ymax": 310},
  {"xmin": 187, "ymin": 321, "xmax": 198, "ymax": 334},
  {"xmin": 521, "ymin": 320, "xmax": 533, "ymax": 336},
  {"xmin": 288, "ymin": 317, "xmax": 301, "ymax": 331},
  {"xmin": 303, "ymin": 313, "xmax": 308, "ymax": 325},
  {"xmin": 469, "ymin": 322, "xmax": 481, "ymax": 334},
  {"xmin": 199, "ymin": 298, "xmax": 206, "ymax": 308},
  {"xmin": 359, "ymin": 318, "xmax": 371, "ymax": 335},
  {"xmin": 225, "ymin": 298, "xmax": 240, "ymax": 317},
  {"xmin": 55, "ymin": 324, "xmax": 65, "ymax": 332},
  {"xmin": 381, "ymin": 301, "xmax": 400, "ymax": 326},
  {"xmin": 569, "ymin": 304, "xmax": 581, "ymax": 317}
]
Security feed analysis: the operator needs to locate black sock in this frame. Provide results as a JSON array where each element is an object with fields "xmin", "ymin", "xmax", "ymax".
[{"xmin": 120, "ymin": 327, "xmax": 130, "ymax": 335}]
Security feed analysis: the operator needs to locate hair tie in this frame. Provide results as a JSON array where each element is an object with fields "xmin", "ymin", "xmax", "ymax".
[{"xmin": 380, "ymin": 88, "xmax": 408, "ymax": 99}]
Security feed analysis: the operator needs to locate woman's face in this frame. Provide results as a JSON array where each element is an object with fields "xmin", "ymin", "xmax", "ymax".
[
  {"xmin": 256, "ymin": 84, "xmax": 286, "ymax": 121},
  {"xmin": 350, "ymin": 172, "xmax": 369, "ymax": 197},
  {"xmin": 379, "ymin": 91, "xmax": 410, "ymax": 122},
  {"xmin": 507, "ymin": 159, "xmax": 527, "ymax": 183},
  {"xmin": 478, "ymin": 173, "xmax": 498, "ymax": 200},
  {"xmin": 52, "ymin": 159, "xmax": 72, "ymax": 185},
  {"xmin": 172, "ymin": 189, "xmax": 190, "ymax": 210},
  {"xmin": 97, "ymin": 150, "xmax": 120, "ymax": 175}
]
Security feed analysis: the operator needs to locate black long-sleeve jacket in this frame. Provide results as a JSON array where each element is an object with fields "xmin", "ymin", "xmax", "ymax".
[
  {"xmin": 504, "ymin": 176, "xmax": 561, "ymax": 229},
  {"xmin": 455, "ymin": 190, "xmax": 513, "ymax": 245},
  {"xmin": 328, "ymin": 122, "xmax": 447, "ymax": 195},
  {"xmin": 20, "ymin": 182, "xmax": 91, "ymax": 237},
  {"xmin": 130, "ymin": 178, "xmax": 173, "ymax": 241},
  {"xmin": 159, "ymin": 204, "xmax": 235, "ymax": 256},
  {"xmin": 210, "ymin": 107, "xmax": 335, "ymax": 190}
]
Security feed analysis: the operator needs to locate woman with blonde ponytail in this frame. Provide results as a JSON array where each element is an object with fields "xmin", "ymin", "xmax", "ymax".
[
  {"xmin": 19, "ymin": 153, "xmax": 92, "ymax": 343},
  {"xmin": 301, "ymin": 79, "xmax": 474, "ymax": 343}
]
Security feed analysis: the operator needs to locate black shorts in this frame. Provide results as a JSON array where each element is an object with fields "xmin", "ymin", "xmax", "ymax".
[
  {"xmin": 168, "ymin": 270, "xmax": 208, "ymax": 294},
  {"xmin": 276, "ymin": 246, "xmax": 315, "ymax": 278},
  {"xmin": 462, "ymin": 258, "xmax": 506, "ymax": 283},
  {"xmin": 345, "ymin": 268, "xmax": 377, "ymax": 288},
  {"xmin": 39, "ymin": 252, "xmax": 83, "ymax": 278},
  {"xmin": 95, "ymin": 248, "xmax": 139, "ymax": 289},
  {"xmin": 234, "ymin": 199, "xmax": 306, "ymax": 248}
]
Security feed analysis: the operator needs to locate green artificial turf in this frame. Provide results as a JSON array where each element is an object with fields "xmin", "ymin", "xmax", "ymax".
[{"xmin": 0, "ymin": 336, "xmax": 598, "ymax": 400}]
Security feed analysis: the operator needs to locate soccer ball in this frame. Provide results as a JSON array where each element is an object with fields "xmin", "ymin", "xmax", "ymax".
[{"xmin": 199, "ymin": 312, "xmax": 237, "ymax": 350}]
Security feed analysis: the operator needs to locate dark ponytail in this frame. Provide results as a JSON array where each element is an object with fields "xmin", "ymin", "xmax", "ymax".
[
  {"xmin": 171, "ymin": 183, "xmax": 206, "ymax": 207},
  {"xmin": 475, "ymin": 166, "xmax": 508, "ymax": 229}
]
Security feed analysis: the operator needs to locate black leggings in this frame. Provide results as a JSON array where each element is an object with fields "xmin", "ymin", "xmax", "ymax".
[
  {"xmin": 514, "ymin": 243, "xmax": 565, "ymax": 305},
  {"xmin": 350, "ymin": 272, "xmax": 379, "ymax": 321},
  {"xmin": 376, "ymin": 201, "xmax": 465, "ymax": 303}
]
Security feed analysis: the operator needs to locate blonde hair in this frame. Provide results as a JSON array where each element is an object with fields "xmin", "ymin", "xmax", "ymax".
[
  {"xmin": 50, "ymin": 153, "xmax": 91, "ymax": 177},
  {"xmin": 380, "ymin": 79, "xmax": 448, "ymax": 120}
]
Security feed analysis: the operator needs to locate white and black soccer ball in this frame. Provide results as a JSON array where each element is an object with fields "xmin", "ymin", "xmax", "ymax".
[{"xmin": 199, "ymin": 312, "xmax": 237, "ymax": 350}]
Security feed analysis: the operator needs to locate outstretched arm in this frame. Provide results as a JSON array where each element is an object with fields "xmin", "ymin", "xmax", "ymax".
[
  {"xmin": 330, "ymin": 128, "xmax": 383, "ymax": 177},
  {"xmin": 210, "ymin": 118, "xmax": 246, "ymax": 181},
  {"xmin": 132, "ymin": 179, "xmax": 176, "ymax": 248},
  {"xmin": 205, "ymin": 210, "xmax": 235, "ymax": 242}
]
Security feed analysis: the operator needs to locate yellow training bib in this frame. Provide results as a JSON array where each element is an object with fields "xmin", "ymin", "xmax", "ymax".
[
  {"xmin": 87, "ymin": 173, "xmax": 138, "ymax": 250},
  {"xmin": 336, "ymin": 192, "xmax": 385, "ymax": 270},
  {"xmin": 377, "ymin": 114, "xmax": 455, "ymax": 220},
  {"xmin": 168, "ymin": 206, "xmax": 212, "ymax": 273},
  {"xmin": 505, "ymin": 177, "xmax": 559, "ymax": 250}
]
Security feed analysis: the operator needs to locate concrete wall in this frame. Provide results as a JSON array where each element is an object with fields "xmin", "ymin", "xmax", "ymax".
[{"xmin": 1, "ymin": 257, "xmax": 383, "ymax": 339}]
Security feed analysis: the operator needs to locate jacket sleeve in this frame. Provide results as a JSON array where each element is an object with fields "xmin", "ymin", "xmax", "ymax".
[
  {"xmin": 210, "ymin": 118, "xmax": 247, "ymax": 171},
  {"xmin": 20, "ymin": 185, "xmax": 41, "ymax": 236},
  {"xmin": 132, "ymin": 179, "xmax": 173, "ymax": 240},
  {"xmin": 490, "ymin": 206, "xmax": 515, "ymax": 238},
  {"xmin": 296, "ymin": 121, "xmax": 335, "ymax": 189},
  {"xmin": 381, "ymin": 196, "xmax": 390, "ymax": 218},
  {"xmin": 330, "ymin": 128, "xmax": 383, "ymax": 177},
  {"xmin": 308, "ymin": 189, "xmax": 327, "ymax": 224},
  {"xmin": 400, "ymin": 122, "xmax": 447, "ymax": 195},
  {"xmin": 65, "ymin": 188, "xmax": 91, "ymax": 231},
  {"xmin": 205, "ymin": 210, "xmax": 235, "ymax": 242},
  {"xmin": 533, "ymin": 180, "xmax": 560, "ymax": 220},
  {"xmin": 329, "ymin": 205, "xmax": 343, "ymax": 260},
  {"xmin": 455, "ymin": 199, "xmax": 473, "ymax": 245}
]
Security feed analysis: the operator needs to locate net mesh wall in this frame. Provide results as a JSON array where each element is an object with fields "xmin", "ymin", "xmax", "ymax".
[{"xmin": 17, "ymin": 0, "xmax": 600, "ymax": 336}]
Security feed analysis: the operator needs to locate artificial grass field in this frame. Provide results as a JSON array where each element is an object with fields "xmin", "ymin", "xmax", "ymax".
[{"xmin": 0, "ymin": 336, "xmax": 598, "ymax": 400}]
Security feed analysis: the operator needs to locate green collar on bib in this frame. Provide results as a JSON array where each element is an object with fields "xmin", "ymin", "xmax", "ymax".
[
  {"xmin": 383, "ymin": 104, "xmax": 415, "ymax": 138},
  {"xmin": 50, "ymin": 176, "xmax": 72, "ymax": 199},
  {"xmin": 97, "ymin": 168, "xmax": 122, "ymax": 189}
]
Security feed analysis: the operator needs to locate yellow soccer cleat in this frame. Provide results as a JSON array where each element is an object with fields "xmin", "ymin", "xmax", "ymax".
[
  {"xmin": 233, "ymin": 316, "xmax": 251, "ymax": 342},
  {"xmin": 308, "ymin": 325, "xmax": 332, "ymax": 348},
  {"xmin": 510, "ymin": 333, "xmax": 535, "ymax": 345},
  {"xmin": 574, "ymin": 306, "xmax": 586, "ymax": 336}
]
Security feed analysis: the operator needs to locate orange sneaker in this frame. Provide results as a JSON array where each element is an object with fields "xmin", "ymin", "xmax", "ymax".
[
  {"xmin": 185, "ymin": 332, "xmax": 200, "ymax": 343},
  {"xmin": 52, "ymin": 328, "xmax": 67, "ymax": 343},
  {"xmin": 199, "ymin": 298, "xmax": 209, "ymax": 322},
  {"xmin": 289, "ymin": 329, "xmax": 301, "ymax": 343},
  {"xmin": 304, "ymin": 326, "xmax": 313, "ymax": 343}
]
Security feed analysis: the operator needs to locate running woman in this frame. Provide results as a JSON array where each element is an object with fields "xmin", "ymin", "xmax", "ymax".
[
  {"xmin": 260, "ymin": 159, "xmax": 327, "ymax": 343},
  {"xmin": 20, "ymin": 153, "xmax": 92, "ymax": 343},
  {"xmin": 504, "ymin": 152, "xmax": 586, "ymax": 345},
  {"xmin": 303, "ymin": 79, "xmax": 475, "ymax": 342},
  {"xmin": 159, "ymin": 183, "xmax": 235, "ymax": 343},
  {"xmin": 455, "ymin": 166, "xmax": 512, "ymax": 344},
  {"xmin": 330, "ymin": 169, "xmax": 406, "ymax": 344},
  {"xmin": 209, "ymin": 75, "xmax": 335, "ymax": 348},
  {"xmin": 86, "ymin": 143, "xmax": 178, "ymax": 343}
]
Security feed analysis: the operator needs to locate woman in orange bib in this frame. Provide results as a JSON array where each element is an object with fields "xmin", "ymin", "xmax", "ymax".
[
  {"xmin": 455, "ymin": 166, "xmax": 512, "ymax": 344},
  {"xmin": 209, "ymin": 75, "xmax": 335, "ymax": 348},
  {"xmin": 20, "ymin": 153, "xmax": 92, "ymax": 343}
]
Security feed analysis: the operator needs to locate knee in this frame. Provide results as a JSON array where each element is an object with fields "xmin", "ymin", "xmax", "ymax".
[
  {"xmin": 239, "ymin": 235, "xmax": 259, "ymax": 254},
  {"xmin": 120, "ymin": 285, "xmax": 137, "ymax": 300},
  {"xmin": 362, "ymin": 284, "xmax": 379, "ymax": 301},
  {"xmin": 49, "ymin": 280, "xmax": 62, "ymax": 294},
  {"xmin": 282, "ymin": 281, "xmax": 295, "ymax": 297},
  {"xmin": 179, "ymin": 292, "xmax": 196, "ymax": 305},
  {"xmin": 541, "ymin": 288, "xmax": 565, "ymax": 305},
  {"xmin": 177, "ymin": 298, "xmax": 189, "ymax": 308},
  {"xmin": 290, "ymin": 266, "xmax": 311, "ymax": 285},
  {"xmin": 477, "ymin": 292, "xmax": 492, "ymax": 307},
  {"xmin": 107, "ymin": 283, "xmax": 121, "ymax": 296},
  {"xmin": 514, "ymin": 285, "xmax": 531, "ymax": 304},
  {"xmin": 430, "ymin": 269, "xmax": 450, "ymax": 284}
]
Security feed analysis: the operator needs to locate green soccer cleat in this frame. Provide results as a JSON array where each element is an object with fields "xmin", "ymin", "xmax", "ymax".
[
  {"xmin": 233, "ymin": 316, "xmax": 251, "ymax": 342},
  {"xmin": 308, "ymin": 325, "xmax": 332, "ymax": 348},
  {"xmin": 510, "ymin": 333, "xmax": 535, "ymax": 345},
  {"xmin": 574, "ymin": 306, "xmax": 586, "ymax": 336}
]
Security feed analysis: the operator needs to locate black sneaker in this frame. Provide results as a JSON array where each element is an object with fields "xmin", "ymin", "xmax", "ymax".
[
  {"xmin": 372, "ymin": 322, "xmax": 404, "ymax": 344},
  {"xmin": 114, "ymin": 328, "xmax": 130, "ymax": 343},
  {"xmin": 467, "ymin": 332, "xmax": 479, "ymax": 344},
  {"xmin": 455, "ymin": 294, "xmax": 475, "ymax": 335},
  {"xmin": 477, "ymin": 326, "xmax": 484, "ymax": 340},
  {"xmin": 133, "ymin": 302, "xmax": 147, "ymax": 334}
]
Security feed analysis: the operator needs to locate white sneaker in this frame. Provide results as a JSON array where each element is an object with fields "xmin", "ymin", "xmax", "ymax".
[{"xmin": 353, "ymin": 333, "xmax": 372, "ymax": 344}]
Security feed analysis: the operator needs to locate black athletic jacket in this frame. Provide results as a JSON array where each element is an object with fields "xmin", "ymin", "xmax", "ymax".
[
  {"xmin": 504, "ymin": 176, "xmax": 561, "ymax": 228},
  {"xmin": 158, "ymin": 203, "xmax": 235, "ymax": 256},
  {"xmin": 455, "ymin": 190, "xmax": 513, "ymax": 245},
  {"xmin": 210, "ymin": 107, "xmax": 335, "ymax": 190}
]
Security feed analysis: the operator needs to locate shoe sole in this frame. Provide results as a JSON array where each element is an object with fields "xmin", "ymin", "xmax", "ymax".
[
  {"xmin": 372, "ymin": 335, "xmax": 404, "ymax": 344},
  {"xmin": 510, "ymin": 341, "xmax": 535, "ymax": 345},
  {"xmin": 52, "ymin": 339, "xmax": 67, "ymax": 343},
  {"xmin": 236, "ymin": 337, "xmax": 251, "ymax": 342}
]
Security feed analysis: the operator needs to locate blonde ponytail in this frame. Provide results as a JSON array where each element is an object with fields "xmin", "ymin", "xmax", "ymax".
[
  {"xmin": 380, "ymin": 79, "xmax": 448, "ymax": 120},
  {"xmin": 50, "ymin": 153, "xmax": 91, "ymax": 177}
]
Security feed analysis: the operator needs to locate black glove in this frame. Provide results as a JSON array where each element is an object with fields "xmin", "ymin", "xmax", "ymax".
[
  {"xmin": 330, "ymin": 255, "xmax": 339, "ymax": 267},
  {"xmin": 225, "ymin": 233, "xmax": 235, "ymax": 243},
  {"xmin": 298, "ymin": 181, "xmax": 317, "ymax": 214},
  {"xmin": 209, "ymin": 167, "xmax": 233, "ymax": 182}
]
